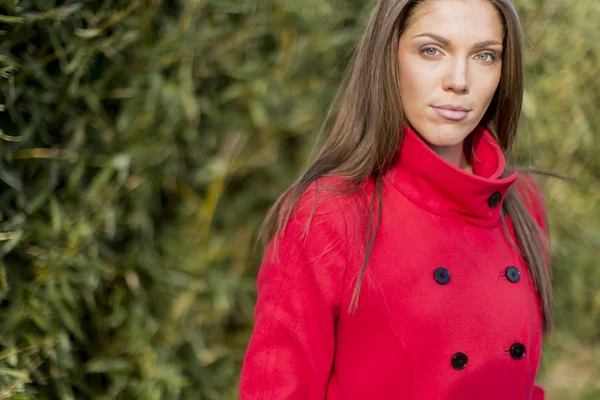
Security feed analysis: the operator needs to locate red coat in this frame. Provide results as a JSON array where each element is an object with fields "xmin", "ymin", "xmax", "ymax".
[{"xmin": 239, "ymin": 124, "xmax": 549, "ymax": 400}]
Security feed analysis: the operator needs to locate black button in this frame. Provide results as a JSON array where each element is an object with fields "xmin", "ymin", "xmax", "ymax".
[
  {"xmin": 452, "ymin": 352, "xmax": 468, "ymax": 370},
  {"xmin": 505, "ymin": 266, "xmax": 520, "ymax": 283},
  {"xmin": 510, "ymin": 343, "xmax": 526, "ymax": 360},
  {"xmin": 488, "ymin": 191, "xmax": 502, "ymax": 208},
  {"xmin": 434, "ymin": 267, "xmax": 451, "ymax": 285}
]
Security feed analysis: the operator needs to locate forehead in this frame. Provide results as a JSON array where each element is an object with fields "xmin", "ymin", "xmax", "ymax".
[{"xmin": 405, "ymin": 0, "xmax": 504, "ymax": 42}]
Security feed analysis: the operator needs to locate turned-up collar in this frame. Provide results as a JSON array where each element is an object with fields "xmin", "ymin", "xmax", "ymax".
[{"xmin": 387, "ymin": 124, "xmax": 518, "ymax": 227}]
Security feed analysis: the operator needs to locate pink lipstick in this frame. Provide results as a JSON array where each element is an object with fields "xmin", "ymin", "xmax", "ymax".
[{"xmin": 432, "ymin": 105, "xmax": 470, "ymax": 121}]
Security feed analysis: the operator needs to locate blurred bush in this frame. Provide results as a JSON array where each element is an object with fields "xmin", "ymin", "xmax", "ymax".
[{"xmin": 0, "ymin": 0, "xmax": 597, "ymax": 399}]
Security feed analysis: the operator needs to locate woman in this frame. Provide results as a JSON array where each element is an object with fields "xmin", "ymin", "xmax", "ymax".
[{"xmin": 239, "ymin": 0, "xmax": 552, "ymax": 399}]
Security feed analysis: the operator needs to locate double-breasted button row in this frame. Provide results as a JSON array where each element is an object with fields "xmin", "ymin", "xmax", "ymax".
[
  {"xmin": 434, "ymin": 264, "xmax": 525, "ymax": 370},
  {"xmin": 452, "ymin": 343, "xmax": 526, "ymax": 370},
  {"xmin": 433, "ymin": 266, "xmax": 521, "ymax": 285}
]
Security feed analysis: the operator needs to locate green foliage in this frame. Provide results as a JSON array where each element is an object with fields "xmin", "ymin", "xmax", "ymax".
[{"xmin": 0, "ymin": 0, "xmax": 597, "ymax": 398}]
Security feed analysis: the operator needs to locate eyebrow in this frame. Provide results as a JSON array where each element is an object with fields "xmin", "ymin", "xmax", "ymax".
[{"xmin": 413, "ymin": 32, "xmax": 503, "ymax": 49}]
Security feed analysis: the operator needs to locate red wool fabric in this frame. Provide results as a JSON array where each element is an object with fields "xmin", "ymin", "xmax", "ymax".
[{"xmin": 239, "ymin": 124, "xmax": 549, "ymax": 400}]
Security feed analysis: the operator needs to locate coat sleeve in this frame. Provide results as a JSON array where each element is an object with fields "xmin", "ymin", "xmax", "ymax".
[
  {"xmin": 238, "ymin": 193, "xmax": 348, "ymax": 399},
  {"xmin": 516, "ymin": 173, "xmax": 549, "ymax": 400},
  {"xmin": 532, "ymin": 384, "xmax": 545, "ymax": 400}
]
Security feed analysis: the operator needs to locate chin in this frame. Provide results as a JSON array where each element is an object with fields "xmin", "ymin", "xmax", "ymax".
[{"xmin": 414, "ymin": 121, "xmax": 475, "ymax": 148}]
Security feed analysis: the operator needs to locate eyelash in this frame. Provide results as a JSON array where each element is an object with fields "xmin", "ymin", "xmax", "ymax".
[{"xmin": 419, "ymin": 46, "xmax": 499, "ymax": 64}]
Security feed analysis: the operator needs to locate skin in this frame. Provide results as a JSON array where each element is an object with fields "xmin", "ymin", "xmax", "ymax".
[{"xmin": 398, "ymin": 0, "xmax": 504, "ymax": 172}]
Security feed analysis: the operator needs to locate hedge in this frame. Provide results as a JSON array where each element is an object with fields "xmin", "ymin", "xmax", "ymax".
[{"xmin": 0, "ymin": 0, "xmax": 598, "ymax": 398}]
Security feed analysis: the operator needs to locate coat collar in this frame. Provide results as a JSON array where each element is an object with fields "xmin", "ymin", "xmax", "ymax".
[{"xmin": 387, "ymin": 124, "xmax": 518, "ymax": 227}]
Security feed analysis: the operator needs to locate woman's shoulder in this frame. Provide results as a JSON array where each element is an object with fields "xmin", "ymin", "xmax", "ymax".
[
  {"xmin": 284, "ymin": 175, "xmax": 370, "ymax": 241},
  {"xmin": 294, "ymin": 175, "xmax": 369, "ymax": 215},
  {"xmin": 265, "ymin": 176, "xmax": 364, "ymax": 269}
]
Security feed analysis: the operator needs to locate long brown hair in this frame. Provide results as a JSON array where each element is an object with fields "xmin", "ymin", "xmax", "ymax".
[{"xmin": 258, "ymin": 0, "xmax": 555, "ymax": 334}]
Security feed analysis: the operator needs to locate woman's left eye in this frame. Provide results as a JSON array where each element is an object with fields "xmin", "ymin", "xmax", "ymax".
[{"xmin": 476, "ymin": 52, "xmax": 497, "ymax": 63}]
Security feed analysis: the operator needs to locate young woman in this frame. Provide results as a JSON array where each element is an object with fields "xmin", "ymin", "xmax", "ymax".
[{"xmin": 239, "ymin": 0, "xmax": 553, "ymax": 399}]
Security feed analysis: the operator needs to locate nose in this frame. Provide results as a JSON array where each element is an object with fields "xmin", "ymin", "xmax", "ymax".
[{"xmin": 443, "ymin": 57, "xmax": 469, "ymax": 94}]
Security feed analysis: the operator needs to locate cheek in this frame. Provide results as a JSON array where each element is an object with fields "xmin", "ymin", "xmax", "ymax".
[
  {"xmin": 474, "ymin": 70, "xmax": 502, "ymax": 106},
  {"xmin": 399, "ymin": 56, "xmax": 433, "ymax": 106}
]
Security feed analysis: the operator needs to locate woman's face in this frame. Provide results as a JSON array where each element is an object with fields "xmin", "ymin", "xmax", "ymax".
[{"xmin": 398, "ymin": 0, "xmax": 504, "ymax": 149}]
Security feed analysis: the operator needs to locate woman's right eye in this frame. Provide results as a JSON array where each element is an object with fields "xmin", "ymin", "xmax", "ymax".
[{"xmin": 420, "ymin": 46, "xmax": 440, "ymax": 57}]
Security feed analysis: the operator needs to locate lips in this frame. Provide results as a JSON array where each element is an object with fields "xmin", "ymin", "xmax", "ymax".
[{"xmin": 432, "ymin": 105, "xmax": 471, "ymax": 121}]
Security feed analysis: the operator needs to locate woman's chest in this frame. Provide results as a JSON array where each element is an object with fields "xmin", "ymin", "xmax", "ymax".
[
  {"xmin": 332, "ymin": 205, "xmax": 544, "ymax": 399},
  {"xmin": 361, "ymin": 212, "xmax": 540, "ymax": 335}
]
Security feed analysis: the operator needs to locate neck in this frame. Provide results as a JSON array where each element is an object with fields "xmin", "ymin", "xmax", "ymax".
[{"xmin": 428, "ymin": 142, "xmax": 473, "ymax": 173}]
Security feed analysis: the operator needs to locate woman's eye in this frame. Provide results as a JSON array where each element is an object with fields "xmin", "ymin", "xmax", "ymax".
[
  {"xmin": 420, "ymin": 47, "xmax": 439, "ymax": 57},
  {"xmin": 476, "ymin": 52, "xmax": 497, "ymax": 63}
]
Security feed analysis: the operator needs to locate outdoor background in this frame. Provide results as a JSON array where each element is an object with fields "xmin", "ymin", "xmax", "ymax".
[{"xmin": 0, "ymin": 0, "xmax": 598, "ymax": 399}]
